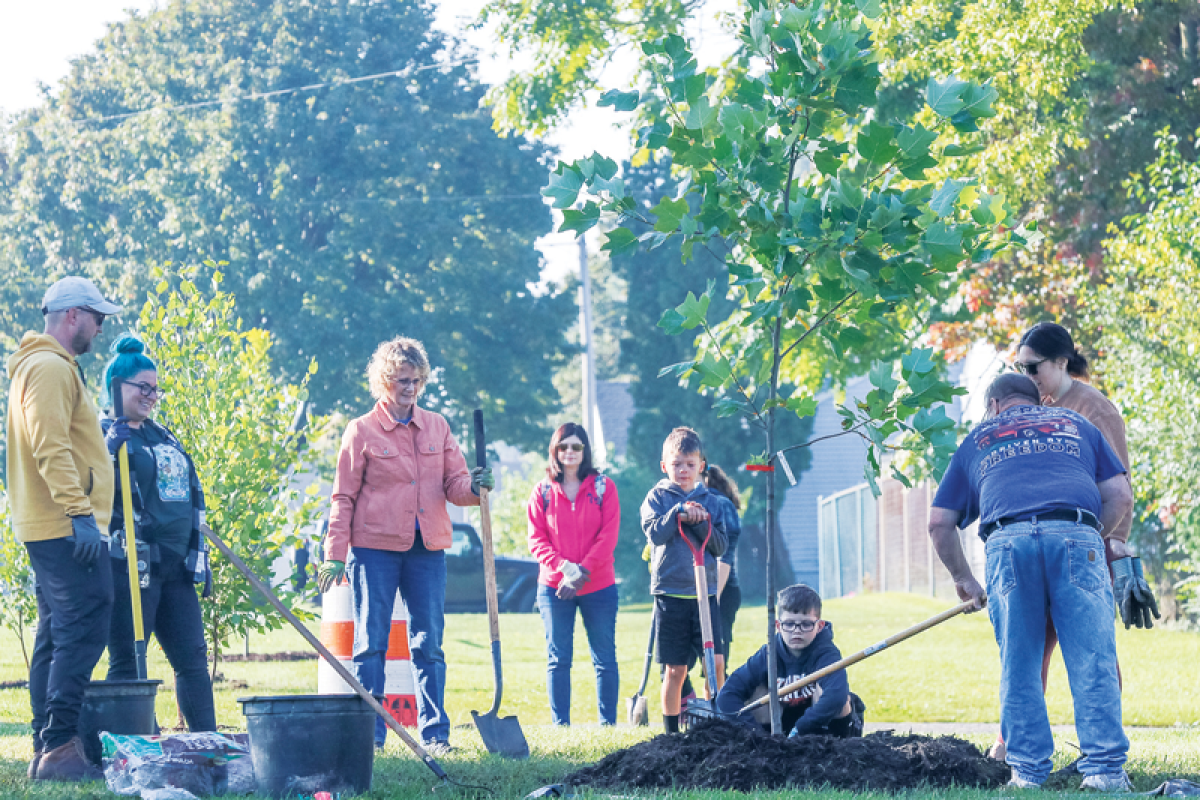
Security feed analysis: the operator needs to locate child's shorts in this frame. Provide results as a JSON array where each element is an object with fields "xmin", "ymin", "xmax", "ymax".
[{"xmin": 654, "ymin": 594, "xmax": 725, "ymax": 666}]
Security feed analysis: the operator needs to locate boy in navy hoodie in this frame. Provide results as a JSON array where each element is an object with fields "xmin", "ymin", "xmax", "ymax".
[
  {"xmin": 716, "ymin": 583, "xmax": 865, "ymax": 737},
  {"xmin": 641, "ymin": 426, "xmax": 728, "ymax": 734}
]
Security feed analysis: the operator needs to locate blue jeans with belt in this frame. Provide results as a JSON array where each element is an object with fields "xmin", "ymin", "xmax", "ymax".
[
  {"xmin": 985, "ymin": 519, "xmax": 1127, "ymax": 784},
  {"xmin": 536, "ymin": 583, "xmax": 619, "ymax": 725},
  {"xmin": 347, "ymin": 546, "xmax": 448, "ymax": 745}
]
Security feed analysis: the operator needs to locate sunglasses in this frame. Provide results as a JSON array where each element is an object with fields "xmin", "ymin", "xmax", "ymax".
[
  {"xmin": 126, "ymin": 380, "xmax": 166, "ymax": 400},
  {"xmin": 79, "ymin": 307, "xmax": 106, "ymax": 326},
  {"xmin": 556, "ymin": 443, "xmax": 585, "ymax": 453},
  {"xmin": 779, "ymin": 620, "xmax": 818, "ymax": 633},
  {"xmin": 1014, "ymin": 358, "xmax": 1047, "ymax": 376}
]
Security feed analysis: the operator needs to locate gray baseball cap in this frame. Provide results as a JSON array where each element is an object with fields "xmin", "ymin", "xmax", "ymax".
[{"xmin": 41, "ymin": 276, "xmax": 122, "ymax": 316}]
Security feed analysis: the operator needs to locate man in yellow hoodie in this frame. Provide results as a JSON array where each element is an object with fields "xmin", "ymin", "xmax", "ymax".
[{"xmin": 7, "ymin": 276, "xmax": 122, "ymax": 782}]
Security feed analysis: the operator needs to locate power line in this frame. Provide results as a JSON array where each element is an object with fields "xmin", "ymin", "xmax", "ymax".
[{"xmin": 4, "ymin": 57, "xmax": 479, "ymax": 134}]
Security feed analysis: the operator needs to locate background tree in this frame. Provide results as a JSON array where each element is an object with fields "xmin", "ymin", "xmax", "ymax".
[
  {"xmin": 1090, "ymin": 131, "xmax": 1200, "ymax": 621},
  {"xmin": 0, "ymin": 0, "xmax": 574, "ymax": 450},
  {"xmin": 139, "ymin": 265, "xmax": 328, "ymax": 679}
]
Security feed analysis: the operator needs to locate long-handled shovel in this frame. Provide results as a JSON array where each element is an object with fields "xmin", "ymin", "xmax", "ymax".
[
  {"xmin": 470, "ymin": 409, "xmax": 530, "ymax": 759},
  {"xmin": 679, "ymin": 517, "xmax": 721, "ymax": 728},
  {"xmin": 737, "ymin": 598, "xmax": 979, "ymax": 715},
  {"xmin": 625, "ymin": 607, "xmax": 657, "ymax": 726},
  {"xmin": 200, "ymin": 525, "xmax": 458, "ymax": 787},
  {"xmin": 113, "ymin": 381, "xmax": 148, "ymax": 679}
]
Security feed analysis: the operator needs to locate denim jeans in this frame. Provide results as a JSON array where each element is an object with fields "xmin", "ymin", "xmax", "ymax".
[
  {"xmin": 986, "ymin": 520, "xmax": 1127, "ymax": 783},
  {"xmin": 348, "ymin": 547, "xmax": 447, "ymax": 745},
  {"xmin": 108, "ymin": 552, "xmax": 216, "ymax": 731},
  {"xmin": 25, "ymin": 538, "xmax": 114, "ymax": 752},
  {"xmin": 536, "ymin": 583, "xmax": 619, "ymax": 725}
]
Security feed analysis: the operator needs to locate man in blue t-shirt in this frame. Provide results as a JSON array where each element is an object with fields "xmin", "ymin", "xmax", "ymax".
[{"xmin": 928, "ymin": 373, "xmax": 1132, "ymax": 792}]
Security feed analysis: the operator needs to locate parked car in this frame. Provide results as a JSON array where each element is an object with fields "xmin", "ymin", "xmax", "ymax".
[{"xmin": 445, "ymin": 522, "xmax": 540, "ymax": 613}]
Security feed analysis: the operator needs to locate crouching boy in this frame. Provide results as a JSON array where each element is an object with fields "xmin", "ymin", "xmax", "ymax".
[
  {"xmin": 716, "ymin": 584, "xmax": 865, "ymax": 737},
  {"xmin": 641, "ymin": 426, "xmax": 728, "ymax": 734}
]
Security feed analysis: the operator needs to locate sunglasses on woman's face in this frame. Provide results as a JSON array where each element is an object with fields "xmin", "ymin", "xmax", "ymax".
[
  {"xmin": 556, "ymin": 443, "xmax": 585, "ymax": 452},
  {"xmin": 1014, "ymin": 358, "xmax": 1046, "ymax": 376}
]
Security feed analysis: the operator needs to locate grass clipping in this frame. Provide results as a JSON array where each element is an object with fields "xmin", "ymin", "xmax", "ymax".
[{"xmin": 565, "ymin": 720, "xmax": 1010, "ymax": 792}]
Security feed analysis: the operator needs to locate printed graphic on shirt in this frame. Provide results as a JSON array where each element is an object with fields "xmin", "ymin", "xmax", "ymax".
[
  {"xmin": 153, "ymin": 444, "xmax": 191, "ymax": 503},
  {"xmin": 970, "ymin": 408, "xmax": 1082, "ymax": 479},
  {"xmin": 779, "ymin": 673, "xmax": 816, "ymax": 707}
]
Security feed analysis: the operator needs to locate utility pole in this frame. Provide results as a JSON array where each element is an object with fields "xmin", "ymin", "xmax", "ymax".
[{"xmin": 577, "ymin": 236, "xmax": 606, "ymax": 466}]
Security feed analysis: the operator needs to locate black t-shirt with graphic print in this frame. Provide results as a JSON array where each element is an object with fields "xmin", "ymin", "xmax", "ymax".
[{"xmin": 126, "ymin": 423, "xmax": 193, "ymax": 556}]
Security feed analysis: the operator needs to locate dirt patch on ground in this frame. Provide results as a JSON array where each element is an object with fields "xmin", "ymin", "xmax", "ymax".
[
  {"xmin": 213, "ymin": 651, "xmax": 317, "ymax": 663},
  {"xmin": 565, "ymin": 720, "xmax": 1010, "ymax": 793}
]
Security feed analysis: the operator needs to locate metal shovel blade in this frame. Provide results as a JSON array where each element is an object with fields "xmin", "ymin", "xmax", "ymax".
[{"xmin": 471, "ymin": 709, "xmax": 530, "ymax": 760}]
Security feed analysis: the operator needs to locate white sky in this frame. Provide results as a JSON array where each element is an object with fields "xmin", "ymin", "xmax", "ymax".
[{"xmin": 0, "ymin": 0, "xmax": 737, "ymax": 281}]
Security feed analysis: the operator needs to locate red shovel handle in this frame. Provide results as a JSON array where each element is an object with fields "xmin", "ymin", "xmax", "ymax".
[{"xmin": 677, "ymin": 513, "xmax": 712, "ymax": 566}]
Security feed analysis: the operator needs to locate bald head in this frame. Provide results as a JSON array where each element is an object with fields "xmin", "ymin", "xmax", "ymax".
[{"xmin": 985, "ymin": 373, "xmax": 1041, "ymax": 414}]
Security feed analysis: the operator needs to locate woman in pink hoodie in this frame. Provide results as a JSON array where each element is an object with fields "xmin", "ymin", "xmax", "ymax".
[{"xmin": 526, "ymin": 423, "xmax": 621, "ymax": 725}]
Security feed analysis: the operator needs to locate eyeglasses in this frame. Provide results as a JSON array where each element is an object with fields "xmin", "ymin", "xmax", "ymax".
[
  {"xmin": 1014, "ymin": 358, "xmax": 1047, "ymax": 376},
  {"xmin": 556, "ymin": 443, "xmax": 585, "ymax": 452},
  {"xmin": 388, "ymin": 378, "xmax": 423, "ymax": 389},
  {"xmin": 779, "ymin": 620, "xmax": 818, "ymax": 633},
  {"xmin": 126, "ymin": 381, "xmax": 166, "ymax": 400}
]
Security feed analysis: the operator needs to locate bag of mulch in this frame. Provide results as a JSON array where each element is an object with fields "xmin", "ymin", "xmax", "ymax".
[{"xmin": 102, "ymin": 731, "xmax": 254, "ymax": 797}]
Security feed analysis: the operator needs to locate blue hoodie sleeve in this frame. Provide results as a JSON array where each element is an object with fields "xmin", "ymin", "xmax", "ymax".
[
  {"xmin": 641, "ymin": 488, "xmax": 684, "ymax": 547},
  {"xmin": 718, "ymin": 498, "xmax": 741, "ymax": 567},
  {"xmin": 716, "ymin": 644, "xmax": 769, "ymax": 716},
  {"xmin": 791, "ymin": 645, "xmax": 851, "ymax": 736}
]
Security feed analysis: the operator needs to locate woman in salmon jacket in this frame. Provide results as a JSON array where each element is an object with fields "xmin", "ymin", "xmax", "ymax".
[
  {"xmin": 316, "ymin": 336, "xmax": 492, "ymax": 756},
  {"xmin": 527, "ymin": 423, "xmax": 621, "ymax": 725}
]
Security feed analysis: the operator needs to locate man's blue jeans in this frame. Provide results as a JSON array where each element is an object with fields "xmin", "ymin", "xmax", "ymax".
[
  {"xmin": 986, "ymin": 520, "xmax": 1127, "ymax": 783},
  {"xmin": 537, "ymin": 583, "xmax": 619, "ymax": 725},
  {"xmin": 347, "ymin": 547, "xmax": 448, "ymax": 745}
]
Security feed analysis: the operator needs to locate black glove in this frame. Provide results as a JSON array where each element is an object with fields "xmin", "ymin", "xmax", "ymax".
[
  {"xmin": 1112, "ymin": 556, "xmax": 1161, "ymax": 629},
  {"xmin": 68, "ymin": 514, "xmax": 105, "ymax": 565},
  {"xmin": 105, "ymin": 416, "xmax": 132, "ymax": 456}
]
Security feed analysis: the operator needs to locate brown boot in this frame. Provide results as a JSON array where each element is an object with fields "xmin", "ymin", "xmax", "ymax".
[
  {"xmin": 35, "ymin": 737, "xmax": 102, "ymax": 782},
  {"xmin": 26, "ymin": 748, "xmax": 41, "ymax": 780}
]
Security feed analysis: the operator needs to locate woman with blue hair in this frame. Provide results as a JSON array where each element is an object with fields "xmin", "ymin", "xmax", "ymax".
[{"xmin": 101, "ymin": 333, "xmax": 215, "ymax": 731}]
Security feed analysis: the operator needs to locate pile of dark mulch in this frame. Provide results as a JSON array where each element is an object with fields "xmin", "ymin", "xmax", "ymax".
[{"xmin": 565, "ymin": 720, "xmax": 1010, "ymax": 793}]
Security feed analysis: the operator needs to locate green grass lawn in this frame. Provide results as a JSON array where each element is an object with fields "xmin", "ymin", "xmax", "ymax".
[{"xmin": 0, "ymin": 592, "xmax": 1196, "ymax": 798}]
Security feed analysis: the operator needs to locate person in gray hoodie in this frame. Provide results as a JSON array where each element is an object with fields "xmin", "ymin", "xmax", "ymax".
[
  {"xmin": 716, "ymin": 583, "xmax": 864, "ymax": 737},
  {"xmin": 640, "ymin": 426, "xmax": 727, "ymax": 733}
]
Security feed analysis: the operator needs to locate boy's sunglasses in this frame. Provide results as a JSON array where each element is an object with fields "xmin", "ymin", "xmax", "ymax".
[
  {"xmin": 779, "ymin": 620, "xmax": 818, "ymax": 633},
  {"xmin": 556, "ymin": 443, "xmax": 585, "ymax": 452}
]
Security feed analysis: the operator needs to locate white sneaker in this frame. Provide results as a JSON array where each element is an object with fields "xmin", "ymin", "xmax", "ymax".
[
  {"xmin": 1080, "ymin": 771, "xmax": 1133, "ymax": 793},
  {"xmin": 1008, "ymin": 775, "xmax": 1042, "ymax": 789}
]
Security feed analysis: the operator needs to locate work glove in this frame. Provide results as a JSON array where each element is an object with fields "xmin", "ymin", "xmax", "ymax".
[
  {"xmin": 1112, "ymin": 556, "xmax": 1161, "ymax": 629},
  {"xmin": 470, "ymin": 466, "xmax": 495, "ymax": 495},
  {"xmin": 105, "ymin": 416, "xmax": 132, "ymax": 456},
  {"xmin": 559, "ymin": 561, "xmax": 584, "ymax": 586},
  {"xmin": 317, "ymin": 560, "xmax": 346, "ymax": 593},
  {"xmin": 68, "ymin": 514, "xmax": 106, "ymax": 565}
]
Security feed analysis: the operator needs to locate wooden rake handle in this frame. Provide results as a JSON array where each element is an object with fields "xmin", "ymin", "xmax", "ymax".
[{"xmin": 739, "ymin": 598, "xmax": 980, "ymax": 714}]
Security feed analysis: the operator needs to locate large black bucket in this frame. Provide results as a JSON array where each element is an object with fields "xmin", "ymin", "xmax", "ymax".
[
  {"xmin": 80, "ymin": 679, "xmax": 162, "ymax": 765},
  {"xmin": 239, "ymin": 694, "xmax": 374, "ymax": 797}
]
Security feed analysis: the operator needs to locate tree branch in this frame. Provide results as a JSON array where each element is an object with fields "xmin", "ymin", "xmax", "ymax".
[{"xmin": 778, "ymin": 290, "xmax": 858, "ymax": 361}]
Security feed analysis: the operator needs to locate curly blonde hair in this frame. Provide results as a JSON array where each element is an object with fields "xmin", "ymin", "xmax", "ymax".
[{"xmin": 366, "ymin": 337, "xmax": 431, "ymax": 401}]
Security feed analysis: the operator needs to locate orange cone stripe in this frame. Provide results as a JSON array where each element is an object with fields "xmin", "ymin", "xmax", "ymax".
[
  {"xmin": 320, "ymin": 621, "xmax": 355, "ymax": 658},
  {"xmin": 386, "ymin": 621, "xmax": 411, "ymax": 659}
]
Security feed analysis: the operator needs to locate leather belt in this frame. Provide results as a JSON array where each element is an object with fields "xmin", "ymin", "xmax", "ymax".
[{"xmin": 980, "ymin": 508, "xmax": 1100, "ymax": 540}]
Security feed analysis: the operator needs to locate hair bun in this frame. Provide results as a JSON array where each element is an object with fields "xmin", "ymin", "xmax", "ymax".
[{"xmin": 110, "ymin": 332, "xmax": 146, "ymax": 355}]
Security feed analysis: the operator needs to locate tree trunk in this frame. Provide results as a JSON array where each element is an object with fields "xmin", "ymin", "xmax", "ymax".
[{"xmin": 765, "ymin": 322, "xmax": 783, "ymax": 736}]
